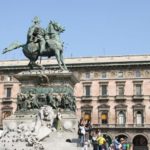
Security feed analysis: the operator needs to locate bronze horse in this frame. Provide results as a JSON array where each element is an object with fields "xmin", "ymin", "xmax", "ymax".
[{"xmin": 2, "ymin": 21, "xmax": 68, "ymax": 70}]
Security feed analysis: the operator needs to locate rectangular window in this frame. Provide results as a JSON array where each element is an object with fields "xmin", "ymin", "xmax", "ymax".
[
  {"xmin": 85, "ymin": 85, "xmax": 91, "ymax": 96},
  {"xmin": 135, "ymin": 84, "xmax": 142, "ymax": 95},
  {"xmin": 119, "ymin": 115, "xmax": 125, "ymax": 124},
  {"xmin": 137, "ymin": 113, "xmax": 142, "ymax": 125},
  {"xmin": 118, "ymin": 111, "xmax": 125, "ymax": 125},
  {"xmin": 84, "ymin": 112, "xmax": 91, "ymax": 121},
  {"xmin": 101, "ymin": 112, "xmax": 108, "ymax": 124},
  {"xmin": 117, "ymin": 86, "xmax": 124, "ymax": 96},
  {"xmin": 5, "ymin": 88, "xmax": 11, "ymax": 98},
  {"xmin": 101, "ymin": 85, "xmax": 107, "ymax": 96}
]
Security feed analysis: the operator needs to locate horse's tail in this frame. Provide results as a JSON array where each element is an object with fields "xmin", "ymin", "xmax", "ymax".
[{"xmin": 2, "ymin": 41, "xmax": 25, "ymax": 54}]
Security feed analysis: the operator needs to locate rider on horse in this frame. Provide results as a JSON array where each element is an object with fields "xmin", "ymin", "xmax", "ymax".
[
  {"xmin": 27, "ymin": 16, "xmax": 46, "ymax": 54},
  {"xmin": 3, "ymin": 17, "xmax": 68, "ymax": 70}
]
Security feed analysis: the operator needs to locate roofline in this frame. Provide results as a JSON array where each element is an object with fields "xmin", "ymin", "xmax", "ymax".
[{"xmin": 0, "ymin": 54, "xmax": 150, "ymax": 70}]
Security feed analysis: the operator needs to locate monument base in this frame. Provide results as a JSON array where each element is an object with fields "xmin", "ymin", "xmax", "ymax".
[
  {"xmin": 0, "ymin": 69, "xmax": 79, "ymax": 149},
  {"xmin": 3, "ymin": 110, "xmax": 37, "ymax": 131},
  {"xmin": 1, "ymin": 108, "xmax": 79, "ymax": 150}
]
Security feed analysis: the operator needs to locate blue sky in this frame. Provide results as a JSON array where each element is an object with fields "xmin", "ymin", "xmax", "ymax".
[{"xmin": 0, "ymin": 0, "xmax": 150, "ymax": 60}]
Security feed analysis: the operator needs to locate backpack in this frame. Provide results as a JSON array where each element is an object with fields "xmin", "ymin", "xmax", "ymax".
[{"xmin": 78, "ymin": 128, "xmax": 81, "ymax": 135}]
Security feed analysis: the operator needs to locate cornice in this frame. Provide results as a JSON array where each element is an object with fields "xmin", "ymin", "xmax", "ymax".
[{"xmin": 0, "ymin": 57, "xmax": 150, "ymax": 71}]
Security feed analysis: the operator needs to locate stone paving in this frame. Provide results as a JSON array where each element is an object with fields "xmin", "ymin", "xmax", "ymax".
[{"xmin": 0, "ymin": 131, "xmax": 94, "ymax": 150}]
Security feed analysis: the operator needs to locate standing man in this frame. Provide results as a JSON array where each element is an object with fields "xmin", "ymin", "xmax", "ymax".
[
  {"xmin": 97, "ymin": 134, "xmax": 106, "ymax": 150},
  {"xmin": 113, "ymin": 137, "xmax": 121, "ymax": 150}
]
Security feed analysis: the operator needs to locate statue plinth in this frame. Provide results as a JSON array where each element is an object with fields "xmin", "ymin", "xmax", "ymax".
[
  {"xmin": 15, "ymin": 70, "xmax": 78, "ymax": 95},
  {"xmin": 8, "ymin": 69, "xmax": 78, "ymax": 128},
  {"xmin": 14, "ymin": 69, "xmax": 78, "ymax": 112}
]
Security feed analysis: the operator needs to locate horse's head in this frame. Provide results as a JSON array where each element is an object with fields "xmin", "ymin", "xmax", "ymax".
[{"xmin": 48, "ymin": 21, "xmax": 65, "ymax": 34}]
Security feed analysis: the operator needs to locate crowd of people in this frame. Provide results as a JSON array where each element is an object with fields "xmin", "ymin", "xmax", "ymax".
[{"xmin": 78, "ymin": 118, "xmax": 132, "ymax": 150}]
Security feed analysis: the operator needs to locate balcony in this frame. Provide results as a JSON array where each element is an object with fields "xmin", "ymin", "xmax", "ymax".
[
  {"xmin": 115, "ymin": 95, "xmax": 126, "ymax": 102},
  {"xmin": 98, "ymin": 96, "xmax": 109, "ymax": 102},
  {"xmin": 132, "ymin": 95, "xmax": 144, "ymax": 102},
  {"xmin": 92, "ymin": 124, "xmax": 150, "ymax": 129},
  {"xmin": 2, "ymin": 97, "xmax": 13, "ymax": 103},
  {"xmin": 133, "ymin": 124, "xmax": 144, "ymax": 127},
  {"xmin": 81, "ymin": 96, "xmax": 92, "ymax": 102}
]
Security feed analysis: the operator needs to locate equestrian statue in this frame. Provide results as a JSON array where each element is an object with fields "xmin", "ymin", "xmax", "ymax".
[{"xmin": 2, "ymin": 16, "xmax": 68, "ymax": 70}]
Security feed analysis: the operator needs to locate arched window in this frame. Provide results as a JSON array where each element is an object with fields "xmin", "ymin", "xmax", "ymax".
[
  {"xmin": 136, "ymin": 111, "xmax": 143, "ymax": 125},
  {"xmin": 118, "ymin": 111, "xmax": 125, "ymax": 125}
]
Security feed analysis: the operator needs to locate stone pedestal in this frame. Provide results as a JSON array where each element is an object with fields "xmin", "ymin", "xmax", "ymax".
[
  {"xmin": 61, "ymin": 110, "xmax": 78, "ymax": 132},
  {"xmin": 14, "ymin": 70, "xmax": 78, "ymax": 111},
  {"xmin": 1, "ymin": 69, "xmax": 79, "ymax": 150},
  {"xmin": 15, "ymin": 70, "xmax": 78, "ymax": 96}
]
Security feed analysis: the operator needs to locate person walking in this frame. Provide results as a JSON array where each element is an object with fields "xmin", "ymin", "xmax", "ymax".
[
  {"xmin": 97, "ymin": 134, "xmax": 106, "ymax": 150},
  {"xmin": 109, "ymin": 143, "xmax": 115, "ymax": 150},
  {"xmin": 78, "ymin": 123, "xmax": 86, "ymax": 147},
  {"xmin": 92, "ymin": 130, "xmax": 99, "ymax": 150},
  {"xmin": 113, "ymin": 137, "xmax": 121, "ymax": 150},
  {"xmin": 120, "ymin": 138, "xmax": 127, "ymax": 150}
]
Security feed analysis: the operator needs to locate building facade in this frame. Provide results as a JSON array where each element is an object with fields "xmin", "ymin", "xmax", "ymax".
[{"xmin": 0, "ymin": 55, "xmax": 150, "ymax": 149}]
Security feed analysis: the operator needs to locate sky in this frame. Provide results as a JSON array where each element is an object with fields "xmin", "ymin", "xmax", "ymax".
[{"xmin": 0, "ymin": 0, "xmax": 150, "ymax": 60}]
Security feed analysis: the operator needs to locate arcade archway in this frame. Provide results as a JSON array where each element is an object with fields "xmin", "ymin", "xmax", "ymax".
[
  {"xmin": 115, "ymin": 134, "xmax": 128, "ymax": 142},
  {"xmin": 103, "ymin": 134, "xmax": 112, "ymax": 146},
  {"xmin": 133, "ymin": 135, "xmax": 148, "ymax": 150}
]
